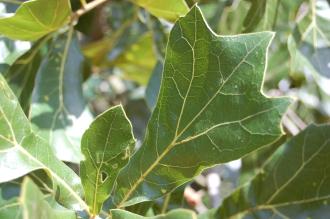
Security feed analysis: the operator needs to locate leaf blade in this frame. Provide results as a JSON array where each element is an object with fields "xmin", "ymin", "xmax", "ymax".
[
  {"xmin": 111, "ymin": 209, "xmax": 196, "ymax": 219},
  {"xmin": 216, "ymin": 124, "xmax": 330, "ymax": 218},
  {"xmin": 132, "ymin": 0, "xmax": 189, "ymax": 21},
  {"xmin": 31, "ymin": 29, "xmax": 93, "ymax": 163},
  {"xmin": 81, "ymin": 105, "xmax": 135, "ymax": 215},
  {"xmin": 0, "ymin": 74, "xmax": 87, "ymax": 211},
  {"xmin": 111, "ymin": 5, "xmax": 291, "ymax": 208},
  {"xmin": 0, "ymin": 0, "xmax": 71, "ymax": 41}
]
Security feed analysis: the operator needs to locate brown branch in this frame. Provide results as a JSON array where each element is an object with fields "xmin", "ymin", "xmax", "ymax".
[{"xmin": 74, "ymin": 0, "xmax": 109, "ymax": 18}]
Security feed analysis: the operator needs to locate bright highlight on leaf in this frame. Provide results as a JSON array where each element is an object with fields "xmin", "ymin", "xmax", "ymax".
[
  {"xmin": 30, "ymin": 31, "xmax": 93, "ymax": 163},
  {"xmin": 132, "ymin": 0, "xmax": 189, "ymax": 21},
  {"xmin": 110, "ymin": 5, "xmax": 291, "ymax": 208},
  {"xmin": 0, "ymin": 0, "xmax": 71, "ymax": 41},
  {"xmin": 0, "ymin": 75, "xmax": 86, "ymax": 210},
  {"xmin": 0, "ymin": 178, "xmax": 76, "ymax": 219}
]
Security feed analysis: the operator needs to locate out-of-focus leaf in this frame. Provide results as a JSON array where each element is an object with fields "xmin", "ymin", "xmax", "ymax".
[
  {"xmin": 21, "ymin": 178, "xmax": 76, "ymax": 219},
  {"xmin": 219, "ymin": 1, "xmax": 250, "ymax": 34},
  {"xmin": 81, "ymin": 105, "xmax": 135, "ymax": 215},
  {"xmin": 132, "ymin": 0, "xmax": 189, "ymax": 21},
  {"xmin": 83, "ymin": 3, "xmax": 142, "ymax": 67},
  {"xmin": 239, "ymin": 135, "xmax": 286, "ymax": 184},
  {"xmin": 0, "ymin": 75, "xmax": 86, "ymax": 210},
  {"xmin": 110, "ymin": 6, "xmax": 291, "ymax": 208},
  {"xmin": 111, "ymin": 209, "xmax": 196, "ymax": 219},
  {"xmin": 0, "ymin": 37, "xmax": 30, "ymax": 66},
  {"xmin": 243, "ymin": 0, "xmax": 305, "ymax": 32},
  {"xmin": 0, "ymin": 187, "xmax": 21, "ymax": 219},
  {"xmin": 31, "ymin": 30, "xmax": 93, "ymax": 163},
  {"xmin": 217, "ymin": 124, "xmax": 330, "ymax": 218},
  {"xmin": 289, "ymin": 1, "xmax": 330, "ymax": 78},
  {"xmin": 0, "ymin": 0, "xmax": 71, "ymax": 41},
  {"xmin": 243, "ymin": 0, "xmax": 267, "ymax": 32},
  {"xmin": 0, "ymin": 178, "xmax": 76, "ymax": 219},
  {"xmin": 145, "ymin": 61, "xmax": 163, "ymax": 110},
  {"xmin": 3, "ymin": 37, "xmax": 44, "ymax": 114},
  {"xmin": 113, "ymin": 33, "xmax": 157, "ymax": 85},
  {"xmin": 199, "ymin": 0, "xmax": 227, "ymax": 32}
]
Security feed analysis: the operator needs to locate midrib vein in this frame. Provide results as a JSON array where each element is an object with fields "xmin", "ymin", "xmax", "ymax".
[
  {"xmin": 49, "ymin": 26, "xmax": 74, "ymax": 144},
  {"xmin": 116, "ymin": 20, "xmax": 269, "ymax": 208},
  {"xmin": 92, "ymin": 111, "xmax": 117, "ymax": 215}
]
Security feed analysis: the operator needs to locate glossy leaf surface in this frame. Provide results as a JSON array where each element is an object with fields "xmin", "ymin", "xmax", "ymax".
[
  {"xmin": 0, "ymin": 0, "xmax": 71, "ymax": 41},
  {"xmin": 132, "ymin": 0, "xmax": 189, "ymax": 21},
  {"xmin": 110, "ymin": 6, "xmax": 291, "ymax": 208}
]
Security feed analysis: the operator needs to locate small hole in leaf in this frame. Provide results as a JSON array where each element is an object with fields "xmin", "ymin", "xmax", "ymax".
[{"xmin": 101, "ymin": 171, "xmax": 108, "ymax": 182}]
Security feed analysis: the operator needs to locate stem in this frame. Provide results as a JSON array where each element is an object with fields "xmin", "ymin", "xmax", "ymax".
[
  {"xmin": 74, "ymin": 0, "xmax": 109, "ymax": 17},
  {"xmin": 0, "ymin": 0, "xmax": 22, "ymax": 5},
  {"xmin": 80, "ymin": 0, "xmax": 87, "ymax": 7},
  {"xmin": 161, "ymin": 193, "xmax": 171, "ymax": 214}
]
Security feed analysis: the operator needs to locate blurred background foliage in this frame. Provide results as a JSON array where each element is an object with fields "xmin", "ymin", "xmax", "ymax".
[{"xmin": 0, "ymin": 0, "xmax": 330, "ymax": 215}]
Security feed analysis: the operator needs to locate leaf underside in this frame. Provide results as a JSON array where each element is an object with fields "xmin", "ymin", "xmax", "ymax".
[
  {"xmin": 0, "ymin": 0, "xmax": 71, "ymax": 41},
  {"xmin": 31, "ymin": 31, "xmax": 93, "ymax": 163}
]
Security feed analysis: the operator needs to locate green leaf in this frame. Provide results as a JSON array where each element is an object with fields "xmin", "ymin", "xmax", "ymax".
[
  {"xmin": 0, "ymin": 0, "xmax": 71, "ymax": 41},
  {"xmin": 81, "ymin": 105, "xmax": 135, "ymax": 215},
  {"xmin": 113, "ymin": 33, "xmax": 157, "ymax": 85},
  {"xmin": 21, "ymin": 178, "xmax": 76, "ymax": 219},
  {"xmin": 0, "ymin": 74, "xmax": 87, "ymax": 210},
  {"xmin": 243, "ymin": 0, "xmax": 305, "ymax": 32},
  {"xmin": 0, "ymin": 178, "xmax": 76, "ymax": 219},
  {"xmin": 216, "ymin": 124, "xmax": 330, "ymax": 218},
  {"xmin": 31, "ymin": 29, "xmax": 93, "ymax": 163},
  {"xmin": 110, "ymin": 6, "xmax": 291, "ymax": 208},
  {"xmin": 288, "ymin": 1, "xmax": 330, "ymax": 78},
  {"xmin": 243, "ymin": 0, "xmax": 267, "ymax": 32},
  {"xmin": 111, "ymin": 209, "xmax": 196, "ymax": 219},
  {"xmin": 0, "ymin": 188, "xmax": 21, "ymax": 219},
  {"xmin": 132, "ymin": 0, "xmax": 189, "ymax": 21},
  {"xmin": 3, "ymin": 36, "xmax": 45, "ymax": 114},
  {"xmin": 145, "ymin": 61, "xmax": 163, "ymax": 110}
]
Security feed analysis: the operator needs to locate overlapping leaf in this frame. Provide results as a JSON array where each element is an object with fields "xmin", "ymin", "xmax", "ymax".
[
  {"xmin": 81, "ymin": 105, "xmax": 135, "ymax": 215},
  {"xmin": 110, "ymin": 6, "xmax": 291, "ymax": 208},
  {"xmin": 243, "ymin": 0, "xmax": 305, "ymax": 32},
  {"xmin": 0, "ymin": 0, "xmax": 71, "ymax": 41},
  {"xmin": 0, "ymin": 74, "xmax": 86, "ymax": 210},
  {"xmin": 132, "ymin": 0, "xmax": 189, "ymax": 21},
  {"xmin": 216, "ymin": 124, "xmax": 330, "ymax": 218},
  {"xmin": 0, "ymin": 178, "xmax": 76, "ymax": 219},
  {"xmin": 111, "ymin": 209, "xmax": 196, "ymax": 219},
  {"xmin": 0, "ymin": 37, "xmax": 30, "ymax": 67},
  {"xmin": 288, "ymin": 1, "xmax": 330, "ymax": 78},
  {"xmin": 3, "ymin": 37, "xmax": 44, "ymax": 114},
  {"xmin": 31, "ymin": 30, "xmax": 93, "ymax": 163}
]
